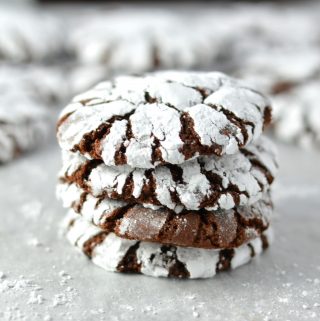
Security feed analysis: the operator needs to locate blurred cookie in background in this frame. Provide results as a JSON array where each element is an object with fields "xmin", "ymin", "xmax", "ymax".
[
  {"xmin": 0, "ymin": 6, "xmax": 65, "ymax": 63},
  {"xmin": 0, "ymin": 64, "xmax": 68, "ymax": 105},
  {"xmin": 225, "ymin": 4, "xmax": 320, "ymax": 62},
  {"xmin": 235, "ymin": 48, "xmax": 320, "ymax": 95},
  {"xmin": 235, "ymin": 48, "xmax": 320, "ymax": 149},
  {"xmin": 0, "ymin": 64, "xmax": 67, "ymax": 163},
  {"xmin": 67, "ymin": 64, "xmax": 110, "ymax": 96},
  {"xmin": 67, "ymin": 9, "xmax": 223, "ymax": 73},
  {"xmin": 272, "ymin": 81, "xmax": 320, "ymax": 149},
  {"xmin": 0, "ymin": 91, "xmax": 49, "ymax": 163}
]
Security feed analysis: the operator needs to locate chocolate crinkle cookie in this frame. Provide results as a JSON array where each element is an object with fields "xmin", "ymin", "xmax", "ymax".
[
  {"xmin": 58, "ymin": 136, "xmax": 276, "ymax": 212},
  {"xmin": 0, "ymin": 92, "xmax": 49, "ymax": 163},
  {"xmin": 63, "ymin": 212, "xmax": 273, "ymax": 279},
  {"xmin": 0, "ymin": 7, "xmax": 64, "ymax": 62},
  {"xmin": 235, "ymin": 48, "xmax": 320, "ymax": 149},
  {"xmin": 0, "ymin": 65, "xmax": 66, "ymax": 164},
  {"xmin": 68, "ymin": 11, "xmax": 222, "ymax": 73},
  {"xmin": 57, "ymin": 71, "xmax": 278, "ymax": 279},
  {"xmin": 272, "ymin": 81, "xmax": 320, "ymax": 148},
  {"xmin": 57, "ymin": 71, "xmax": 272, "ymax": 168},
  {"xmin": 57, "ymin": 182, "xmax": 273, "ymax": 249}
]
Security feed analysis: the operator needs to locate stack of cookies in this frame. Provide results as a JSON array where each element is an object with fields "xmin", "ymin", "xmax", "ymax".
[{"xmin": 56, "ymin": 71, "xmax": 277, "ymax": 279}]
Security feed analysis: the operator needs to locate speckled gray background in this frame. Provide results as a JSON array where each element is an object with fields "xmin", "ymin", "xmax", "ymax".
[{"xmin": 0, "ymin": 140, "xmax": 319, "ymax": 321}]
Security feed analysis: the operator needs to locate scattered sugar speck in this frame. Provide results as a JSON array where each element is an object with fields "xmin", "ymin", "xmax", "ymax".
[
  {"xmin": 27, "ymin": 291, "xmax": 44, "ymax": 305},
  {"xmin": 278, "ymin": 297, "xmax": 289, "ymax": 303},
  {"xmin": 28, "ymin": 237, "xmax": 42, "ymax": 247},
  {"xmin": 20, "ymin": 200, "xmax": 43, "ymax": 219},
  {"xmin": 192, "ymin": 310, "xmax": 199, "ymax": 318}
]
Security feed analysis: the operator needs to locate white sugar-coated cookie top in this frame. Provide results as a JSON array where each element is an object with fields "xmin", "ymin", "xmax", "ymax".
[{"xmin": 57, "ymin": 71, "xmax": 271, "ymax": 169}]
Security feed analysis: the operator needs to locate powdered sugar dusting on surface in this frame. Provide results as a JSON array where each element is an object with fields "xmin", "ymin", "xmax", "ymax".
[{"xmin": 1, "ymin": 137, "xmax": 320, "ymax": 321}]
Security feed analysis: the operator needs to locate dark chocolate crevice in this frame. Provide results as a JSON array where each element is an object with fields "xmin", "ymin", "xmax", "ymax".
[
  {"xmin": 144, "ymin": 91, "xmax": 157, "ymax": 104},
  {"xmin": 114, "ymin": 118, "xmax": 133, "ymax": 166},
  {"xmin": 75, "ymin": 192, "xmax": 87, "ymax": 213},
  {"xmin": 208, "ymin": 103, "xmax": 253, "ymax": 146},
  {"xmin": 263, "ymin": 106, "xmax": 272, "ymax": 129},
  {"xmin": 56, "ymin": 112, "xmax": 72, "ymax": 131},
  {"xmin": 261, "ymin": 233, "xmax": 269, "ymax": 250},
  {"xmin": 61, "ymin": 158, "xmax": 102, "ymax": 190},
  {"xmin": 71, "ymin": 111, "xmax": 135, "ymax": 160},
  {"xmin": 216, "ymin": 249, "xmax": 235, "ymax": 272},
  {"xmin": 151, "ymin": 137, "xmax": 164, "ymax": 165},
  {"xmin": 248, "ymin": 244, "xmax": 255, "ymax": 257},
  {"xmin": 241, "ymin": 148, "xmax": 275, "ymax": 184},
  {"xmin": 83, "ymin": 232, "xmax": 109, "ymax": 258},
  {"xmin": 117, "ymin": 242, "xmax": 141, "ymax": 273},
  {"xmin": 179, "ymin": 112, "xmax": 223, "ymax": 159},
  {"xmin": 160, "ymin": 246, "xmax": 190, "ymax": 278}
]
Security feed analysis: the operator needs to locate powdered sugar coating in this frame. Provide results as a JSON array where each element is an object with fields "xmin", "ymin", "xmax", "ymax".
[
  {"xmin": 64, "ymin": 212, "xmax": 273, "ymax": 279},
  {"xmin": 57, "ymin": 183, "xmax": 272, "ymax": 249},
  {"xmin": 59, "ymin": 137, "xmax": 277, "ymax": 212},
  {"xmin": 57, "ymin": 183, "xmax": 127, "ymax": 228},
  {"xmin": 57, "ymin": 71, "xmax": 271, "ymax": 169}
]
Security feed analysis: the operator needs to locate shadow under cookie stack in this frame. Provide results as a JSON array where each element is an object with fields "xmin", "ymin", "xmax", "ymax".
[{"xmin": 56, "ymin": 71, "xmax": 277, "ymax": 279}]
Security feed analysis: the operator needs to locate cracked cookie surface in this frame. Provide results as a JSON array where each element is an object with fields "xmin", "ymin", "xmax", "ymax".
[
  {"xmin": 58, "ymin": 182, "xmax": 273, "ymax": 249},
  {"xmin": 59, "ymin": 137, "xmax": 277, "ymax": 212},
  {"xmin": 64, "ymin": 212, "xmax": 273, "ymax": 279},
  {"xmin": 57, "ymin": 71, "xmax": 272, "ymax": 169}
]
